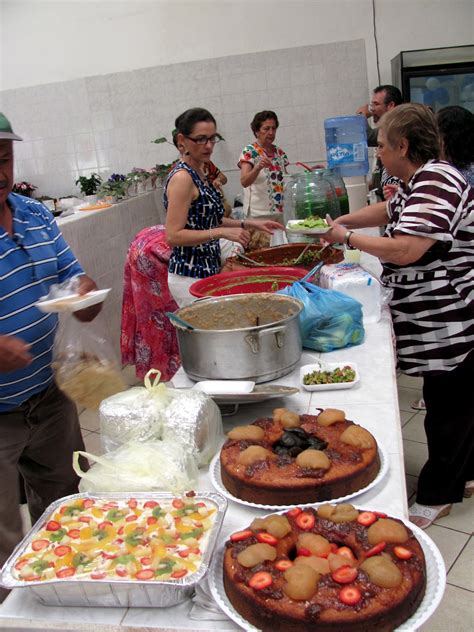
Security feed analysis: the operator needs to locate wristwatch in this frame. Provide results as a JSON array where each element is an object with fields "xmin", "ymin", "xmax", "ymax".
[{"xmin": 344, "ymin": 230, "xmax": 357, "ymax": 250}]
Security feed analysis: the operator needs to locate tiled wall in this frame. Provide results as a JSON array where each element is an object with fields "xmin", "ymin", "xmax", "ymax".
[{"xmin": 0, "ymin": 39, "xmax": 369, "ymax": 202}]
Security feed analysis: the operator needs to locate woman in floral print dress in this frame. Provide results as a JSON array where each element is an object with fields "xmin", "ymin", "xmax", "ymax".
[{"xmin": 238, "ymin": 110, "xmax": 289, "ymax": 222}]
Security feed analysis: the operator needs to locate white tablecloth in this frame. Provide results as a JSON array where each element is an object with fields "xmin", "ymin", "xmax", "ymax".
[{"xmin": 0, "ymin": 315, "xmax": 407, "ymax": 631}]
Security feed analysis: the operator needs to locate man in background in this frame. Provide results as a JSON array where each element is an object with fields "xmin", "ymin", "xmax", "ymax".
[
  {"xmin": 357, "ymin": 84, "xmax": 403, "ymax": 146},
  {"xmin": 357, "ymin": 85, "xmax": 403, "ymax": 200},
  {"xmin": 0, "ymin": 113, "xmax": 100, "ymax": 601}
]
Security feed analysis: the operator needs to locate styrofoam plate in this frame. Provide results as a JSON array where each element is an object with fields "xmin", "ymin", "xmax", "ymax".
[
  {"xmin": 35, "ymin": 288, "xmax": 111, "ymax": 313},
  {"xmin": 193, "ymin": 381, "xmax": 256, "ymax": 395}
]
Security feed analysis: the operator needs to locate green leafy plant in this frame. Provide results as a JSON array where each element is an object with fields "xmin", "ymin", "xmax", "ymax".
[
  {"xmin": 99, "ymin": 173, "xmax": 127, "ymax": 199},
  {"xmin": 75, "ymin": 173, "xmax": 102, "ymax": 196}
]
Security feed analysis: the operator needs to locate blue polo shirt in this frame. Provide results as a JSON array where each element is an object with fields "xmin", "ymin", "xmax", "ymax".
[{"xmin": 0, "ymin": 194, "xmax": 84, "ymax": 411}]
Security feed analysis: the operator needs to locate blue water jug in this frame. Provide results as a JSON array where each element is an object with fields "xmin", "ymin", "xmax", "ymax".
[{"xmin": 324, "ymin": 116, "xmax": 369, "ymax": 177}]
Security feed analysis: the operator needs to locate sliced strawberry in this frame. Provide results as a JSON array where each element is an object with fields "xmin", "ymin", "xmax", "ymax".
[
  {"xmin": 127, "ymin": 499, "xmax": 138, "ymax": 509},
  {"xmin": 357, "ymin": 511, "xmax": 377, "ymax": 527},
  {"xmin": 339, "ymin": 586, "xmax": 362, "ymax": 605},
  {"xmin": 275, "ymin": 559, "xmax": 293, "ymax": 571},
  {"xmin": 332, "ymin": 565, "xmax": 358, "ymax": 584},
  {"xmin": 295, "ymin": 512, "xmax": 315, "ymax": 530},
  {"xmin": 146, "ymin": 517, "xmax": 158, "ymax": 526},
  {"xmin": 45, "ymin": 520, "xmax": 61, "ymax": 531},
  {"xmin": 230, "ymin": 529, "xmax": 253, "ymax": 542},
  {"xmin": 140, "ymin": 557, "xmax": 151, "ymax": 565},
  {"xmin": 178, "ymin": 549, "xmax": 190, "ymax": 558},
  {"xmin": 394, "ymin": 546, "xmax": 413, "ymax": 560},
  {"xmin": 117, "ymin": 526, "xmax": 125, "ymax": 535},
  {"xmin": 248, "ymin": 571, "xmax": 273, "ymax": 590},
  {"xmin": 98, "ymin": 521, "xmax": 113, "ymax": 529},
  {"xmin": 171, "ymin": 569, "xmax": 187, "ymax": 579},
  {"xmin": 135, "ymin": 569, "xmax": 154, "ymax": 580},
  {"xmin": 91, "ymin": 571, "xmax": 106, "ymax": 580},
  {"xmin": 101, "ymin": 552, "xmax": 118, "ymax": 560},
  {"xmin": 32, "ymin": 539, "xmax": 49, "ymax": 552},
  {"xmin": 82, "ymin": 499, "xmax": 95, "ymax": 509},
  {"xmin": 256, "ymin": 532, "xmax": 278, "ymax": 546},
  {"xmin": 78, "ymin": 516, "xmax": 92, "ymax": 523},
  {"xmin": 143, "ymin": 500, "xmax": 159, "ymax": 509},
  {"xmin": 56, "ymin": 567, "xmax": 75, "ymax": 579},
  {"xmin": 24, "ymin": 574, "xmax": 41, "ymax": 581},
  {"xmin": 374, "ymin": 511, "xmax": 387, "ymax": 519},
  {"xmin": 297, "ymin": 547, "xmax": 311, "ymax": 557},
  {"xmin": 115, "ymin": 567, "xmax": 128, "ymax": 577},
  {"xmin": 365, "ymin": 541, "xmax": 386, "ymax": 557},
  {"xmin": 102, "ymin": 502, "xmax": 118, "ymax": 510},
  {"xmin": 14, "ymin": 559, "xmax": 29, "ymax": 571},
  {"xmin": 67, "ymin": 529, "xmax": 81, "ymax": 539},
  {"xmin": 287, "ymin": 507, "xmax": 302, "ymax": 518},
  {"xmin": 125, "ymin": 514, "xmax": 138, "ymax": 522},
  {"xmin": 54, "ymin": 545, "xmax": 72, "ymax": 557},
  {"xmin": 172, "ymin": 499, "xmax": 185, "ymax": 509}
]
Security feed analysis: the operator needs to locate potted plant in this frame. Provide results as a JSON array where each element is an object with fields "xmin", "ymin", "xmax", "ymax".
[
  {"xmin": 75, "ymin": 173, "xmax": 102, "ymax": 204},
  {"xmin": 126, "ymin": 168, "xmax": 149, "ymax": 196},
  {"xmin": 12, "ymin": 181, "xmax": 38, "ymax": 197},
  {"xmin": 99, "ymin": 173, "xmax": 127, "ymax": 202}
]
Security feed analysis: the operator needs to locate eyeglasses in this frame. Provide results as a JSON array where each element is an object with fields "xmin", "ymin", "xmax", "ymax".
[{"xmin": 185, "ymin": 134, "xmax": 222, "ymax": 145}]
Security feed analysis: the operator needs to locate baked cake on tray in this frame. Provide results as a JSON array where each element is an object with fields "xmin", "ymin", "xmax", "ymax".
[
  {"xmin": 223, "ymin": 504, "xmax": 426, "ymax": 631},
  {"xmin": 220, "ymin": 408, "xmax": 380, "ymax": 505}
]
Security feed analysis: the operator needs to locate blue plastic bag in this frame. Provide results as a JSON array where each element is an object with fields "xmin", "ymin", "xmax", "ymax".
[{"xmin": 278, "ymin": 280, "xmax": 365, "ymax": 352}]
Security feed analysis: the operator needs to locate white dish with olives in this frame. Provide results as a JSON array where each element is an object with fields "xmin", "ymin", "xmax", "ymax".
[{"xmin": 300, "ymin": 362, "xmax": 359, "ymax": 391}]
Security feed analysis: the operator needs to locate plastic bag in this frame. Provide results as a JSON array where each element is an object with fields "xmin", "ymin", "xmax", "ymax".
[
  {"xmin": 73, "ymin": 440, "xmax": 198, "ymax": 494},
  {"xmin": 53, "ymin": 315, "xmax": 126, "ymax": 410},
  {"xmin": 278, "ymin": 279, "xmax": 364, "ymax": 352},
  {"xmin": 99, "ymin": 369, "xmax": 223, "ymax": 466}
]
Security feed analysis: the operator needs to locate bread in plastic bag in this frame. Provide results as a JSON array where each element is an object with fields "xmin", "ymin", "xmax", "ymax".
[
  {"xmin": 53, "ymin": 315, "xmax": 126, "ymax": 410},
  {"xmin": 73, "ymin": 441, "xmax": 198, "ymax": 494},
  {"xmin": 99, "ymin": 369, "xmax": 223, "ymax": 466}
]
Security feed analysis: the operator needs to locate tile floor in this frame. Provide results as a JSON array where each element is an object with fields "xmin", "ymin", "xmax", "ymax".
[{"xmin": 22, "ymin": 367, "xmax": 474, "ymax": 629}]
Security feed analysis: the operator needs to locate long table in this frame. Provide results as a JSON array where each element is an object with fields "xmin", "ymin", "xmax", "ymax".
[{"xmin": 0, "ymin": 309, "xmax": 407, "ymax": 631}]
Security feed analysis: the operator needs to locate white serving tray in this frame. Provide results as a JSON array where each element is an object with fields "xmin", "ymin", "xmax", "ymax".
[
  {"xmin": 300, "ymin": 361, "xmax": 359, "ymax": 391},
  {"xmin": 286, "ymin": 219, "xmax": 330, "ymax": 235},
  {"xmin": 35, "ymin": 288, "xmax": 111, "ymax": 313}
]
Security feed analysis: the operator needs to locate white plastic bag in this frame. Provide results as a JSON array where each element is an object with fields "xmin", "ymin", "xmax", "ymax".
[{"xmin": 73, "ymin": 441, "xmax": 199, "ymax": 494}]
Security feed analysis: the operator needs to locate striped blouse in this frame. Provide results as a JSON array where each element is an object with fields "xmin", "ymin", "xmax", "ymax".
[
  {"xmin": 382, "ymin": 160, "xmax": 474, "ymax": 375},
  {"xmin": 0, "ymin": 194, "xmax": 83, "ymax": 411}
]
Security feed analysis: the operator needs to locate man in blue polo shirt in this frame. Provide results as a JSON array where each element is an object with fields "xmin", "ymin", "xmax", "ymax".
[{"xmin": 0, "ymin": 113, "xmax": 101, "ymax": 600}]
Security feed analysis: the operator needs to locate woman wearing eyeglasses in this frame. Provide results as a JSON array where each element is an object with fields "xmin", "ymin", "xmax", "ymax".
[
  {"xmin": 165, "ymin": 108, "xmax": 281, "ymax": 307},
  {"xmin": 239, "ymin": 110, "xmax": 289, "ymax": 221}
]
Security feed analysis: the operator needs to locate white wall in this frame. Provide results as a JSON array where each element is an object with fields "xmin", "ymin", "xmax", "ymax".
[{"xmin": 2, "ymin": 0, "xmax": 473, "ymax": 92}]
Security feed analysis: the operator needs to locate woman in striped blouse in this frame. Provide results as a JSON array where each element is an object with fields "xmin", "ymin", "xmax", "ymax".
[{"xmin": 325, "ymin": 103, "xmax": 473, "ymax": 529}]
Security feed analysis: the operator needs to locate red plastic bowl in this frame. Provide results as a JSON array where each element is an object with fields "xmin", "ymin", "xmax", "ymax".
[{"xmin": 189, "ymin": 266, "xmax": 306, "ymax": 298}]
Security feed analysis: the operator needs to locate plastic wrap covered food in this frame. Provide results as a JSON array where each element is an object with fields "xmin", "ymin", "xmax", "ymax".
[
  {"xmin": 99, "ymin": 370, "xmax": 223, "ymax": 466},
  {"xmin": 53, "ymin": 316, "xmax": 126, "ymax": 409}
]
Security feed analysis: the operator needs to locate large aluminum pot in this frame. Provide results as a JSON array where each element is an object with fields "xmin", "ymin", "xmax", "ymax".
[{"xmin": 172, "ymin": 293, "xmax": 303, "ymax": 383}]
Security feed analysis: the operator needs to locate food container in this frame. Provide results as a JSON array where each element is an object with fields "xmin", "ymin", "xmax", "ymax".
[
  {"xmin": 189, "ymin": 266, "xmax": 306, "ymax": 298},
  {"xmin": 1, "ymin": 491, "xmax": 227, "ymax": 608},
  {"xmin": 173, "ymin": 293, "xmax": 303, "ymax": 383},
  {"xmin": 300, "ymin": 361, "xmax": 360, "ymax": 391},
  {"xmin": 225, "ymin": 243, "xmax": 343, "ymax": 271}
]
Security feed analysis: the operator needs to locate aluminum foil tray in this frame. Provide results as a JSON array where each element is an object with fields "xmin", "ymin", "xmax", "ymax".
[{"xmin": 1, "ymin": 491, "xmax": 227, "ymax": 608}]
